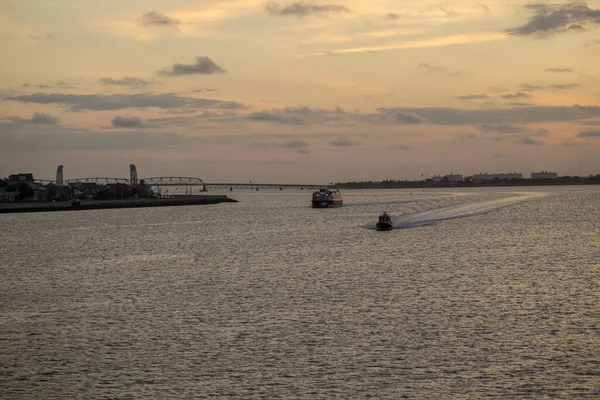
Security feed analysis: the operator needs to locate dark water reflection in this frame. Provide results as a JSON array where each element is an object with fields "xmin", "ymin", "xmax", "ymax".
[{"xmin": 1, "ymin": 186, "xmax": 599, "ymax": 398}]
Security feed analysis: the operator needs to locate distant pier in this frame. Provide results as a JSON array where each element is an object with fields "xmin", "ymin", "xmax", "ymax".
[{"xmin": 0, "ymin": 195, "xmax": 237, "ymax": 214}]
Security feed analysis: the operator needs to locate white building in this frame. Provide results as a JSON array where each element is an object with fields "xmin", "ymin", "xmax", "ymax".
[
  {"xmin": 531, "ymin": 171, "xmax": 558, "ymax": 180},
  {"xmin": 471, "ymin": 172, "xmax": 523, "ymax": 181},
  {"xmin": 431, "ymin": 173, "xmax": 464, "ymax": 182}
]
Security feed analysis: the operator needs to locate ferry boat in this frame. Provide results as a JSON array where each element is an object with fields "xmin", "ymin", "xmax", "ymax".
[
  {"xmin": 311, "ymin": 188, "xmax": 343, "ymax": 208},
  {"xmin": 376, "ymin": 212, "xmax": 393, "ymax": 231}
]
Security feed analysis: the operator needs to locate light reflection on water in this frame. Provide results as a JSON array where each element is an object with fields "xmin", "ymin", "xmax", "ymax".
[{"xmin": 1, "ymin": 186, "xmax": 599, "ymax": 399}]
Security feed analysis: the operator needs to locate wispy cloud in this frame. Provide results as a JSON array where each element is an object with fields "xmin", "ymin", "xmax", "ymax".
[
  {"xmin": 99, "ymin": 77, "xmax": 153, "ymax": 88},
  {"xmin": 139, "ymin": 11, "xmax": 180, "ymax": 27},
  {"xmin": 520, "ymin": 83, "xmax": 579, "ymax": 92},
  {"xmin": 505, "ymin": 3, "xmax": 600, "ymax": 37},
  {"xmin": 298, "ymin": 32, "xmax": 506, "ymax": 56},
  {"xmin": 111, "ymin": 116, "xmax": 144, "ymax": 128},
  {"xmin": 501, "ymin": 92, "xmax": 530, "ymax": 99},
  {"xmin": 385, "ymin": 12, "xmax": 403, "ymax": 20},
  {"xmin": 158, "ymin": 57, "xmax": 226, "ymax": 76},
  {"xmin": 477, "ymin": 123, "xmax": 528, "ymax": 134},
  {"xmin": 419, "ymin": 63, "xmax": 462, "ymax": 77},
  {"xmin": 265, "ymin": 2, "xmax": 350, "ymax": 17},
  {"xmin": 455, "ymin": 93, "xmax": 488, "ymax": 100},
  {"xmin": 384, "ymin": 110, "xmax": 429, "ymax": 124},
  {"xmin": 8, "ymin": 112, "xmax": 59, "ymax": 125},
  {"xmin": 519, "ymin": 137, "xmax": 544, "ymax": 145},
  {"xmin": 576, "ymin": 130, "xmax": 600, "ymax": 138},
  {"xmin": 329, "ymin": 137, "xmax": 360, "ymax": 147},
  {"xmin": 274, "ymin": 139, "xmax": 310, "ymax": 148},
  {"xmin": 4, "ymin": 92, "xmax": 235, "ymax": 111},
  {"xmin": 545, "ymin": 67, "xmax": 572, "ymax": 73}
]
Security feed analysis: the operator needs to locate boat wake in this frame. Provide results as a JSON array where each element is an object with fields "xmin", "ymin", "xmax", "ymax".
[{"xmin": 364, "ymin": 192, "xmax": 545, "ymax": 230}]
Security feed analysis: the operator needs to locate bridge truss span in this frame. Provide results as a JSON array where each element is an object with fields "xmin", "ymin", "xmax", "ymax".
[
  {"xmin": 65, "ymin": 177, "xmax": 130, "ymax": 185},
  {"xmin": 141, "ymin": 177, "xmax": 205, "ymax": 186}
]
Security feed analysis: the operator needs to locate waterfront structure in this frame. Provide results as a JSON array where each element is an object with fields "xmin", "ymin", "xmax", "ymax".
[
  {"xmin": 471, "ymin": 172, "xmax": 523, "ymax": 181},
  {"xmin": 130, "ymin": 164, "xmax": 138, "ymax": 187},
  {"xmin": 531, "ymin": 171, "xmax": 558, "ymax": 180},
  {"xmin": 432, "ymin": 173, "xmax": 463, "ymax": 182},
  {"xmin": 0, "ymin": 187, "xmax": 17, "ymax": 202},
  {"xmin": 56, "ymin": 165, "xmax": 64, "ymax": 186},
  {"xmin": 8, "ymin": 173, "xmax": 35, "ymax": 188}
]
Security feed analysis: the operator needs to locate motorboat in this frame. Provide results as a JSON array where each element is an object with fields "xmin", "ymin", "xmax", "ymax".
[
  {"xmin": 376, "ymin": 212, "xmax": 393, "ymax": 231},
  {"xmin": 311, "ymin": 188, "xmax": 343, "ymax": 208}
]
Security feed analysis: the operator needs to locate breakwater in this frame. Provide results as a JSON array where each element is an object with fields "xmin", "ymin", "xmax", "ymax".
[{"xmin": 0, "ymin": 195, "xmax": 237, "ymax": 214}]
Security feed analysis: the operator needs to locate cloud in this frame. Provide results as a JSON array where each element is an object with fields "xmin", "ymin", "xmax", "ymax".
[
  {"xmin": 329, "ymin": 137, "xmax": 360, "ymax": 147},
  {"xmin": 274, "ymin": 139, "xmax": 310, "ymax": 148},
  {"xmin": 390, "ymin": 144, "xmax": 412, "ymax": 150},
  {"xmin": 520, "ymin": 84, "xmax": 545, "ymax": 92},
  {"xmin": 585, "ymin": 39, "xmax": 600, "ymax": 46},
  {"xmin": 439, "ymin": 7, "xmax": 459, "ymax": 17},
  {"xmin": 455, "ymin": 94, "xmax": 488, "ymax": 100},
  {"xmin": 508, "ymin": 102, "xmax": 535, "ymax": 107},
  {"xmin": 299, "ymin": 32, "xmax": 506, "ymax": 57},
  {"xmin": 158, "ymin": 57, "xmax": 226, "ymax": 76},
  {"xmin": 99, "ymin": 77, "xmax": 153, "ymax": 87},
  {"xmin": 387, "ymin": 110, "xmax": 429, "ymax": 124},
  {"xmin": 4, "ymin": 92, "xmax": 232, "ymax": 111},
  {"xmin": 574, "ymin": 105, "xmax": 600, "ymax": 117},
  {"xmin": 0, "ymin": 123, "xmax": 200, "ymax": 151},
  {"xmin": 374, "ymin": 105, "xmax": 599, "ymax": 126},
  {"xmin": 139, "ymin": 11, "xmax": 180, "ymax": 27},
  {"xmin": 505, "ymin": 3, "xmax": 600, "ymax": 37},
  {"xmin": 501, "ymin": 92, "xmax": 530, "ymax": 99},
  {"xmin": 247, "ymin": 111, "xmax": 307, "ymax": 125},
  {"xmin": 549, "ymin": 83, "xmax": 579, "ymax": 90},
  {"xmin": 22, "ymin": 84, "xmax": 51, "ymax": 89},
  {"xmin": 111, "ymin": 116, "xmax": 144, "ymax": 128},
  {"xmin": 20, "ymin": 81, "xmax": 77, "ymax": 90},
  {"xmin": 8, "ymin": 112, "xmax": 59, "ymax": 125},
  {"xmin": 519, "ymin": 137, "xmax": 544, "ymax": 145},
  {"xmin": 386, "ymin": 13, "xmax": 403, "ymax": 20},
  {"xmin": 576, "ymin": 130, "xmax": 600, "ymax": 138},
  {"xmin": 536, "ymin": 128, "xmax": 550, "ymax": 136},
  {"xmin": 545, "ymin": 67, "xmax": 572, "ymax": 73},
  {"xmin": 578, "ymin": 119, "xmax": 600, "ymax": 126},
  {"xmin": 246, "ymin": 106, "xmax": 348, "ymax": 126},
  {"xmin": 216, "ymin": 101, "xmax": 248, "ymax": 110},
  {"xmin": 419, "ymin": 63, "xmax": 462, "ymax": 77},
  {"xmin": 477, "ymin": 123, "xmax": 527, "ymax": 134},
  {"xmin": 520, "ymin": 83, "xmax": 579, "ymax": 91},
  {"xmin": 265, "ymin": 2, "xmax": 350, "ymax": 17}
]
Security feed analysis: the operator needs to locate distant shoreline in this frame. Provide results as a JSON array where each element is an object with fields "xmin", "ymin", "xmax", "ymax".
[
  {"xmin": 334, "ymin": 179, "xmax": 600, "ymax": 190},
  {"xmin": 0, "ymin": 195, "xmax": 238, "ymax": 214}
]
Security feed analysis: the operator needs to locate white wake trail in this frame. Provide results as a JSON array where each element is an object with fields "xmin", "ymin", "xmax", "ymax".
[{"xmin": 364, "ymin": 192, "xmax": 545, "ymax": 230}]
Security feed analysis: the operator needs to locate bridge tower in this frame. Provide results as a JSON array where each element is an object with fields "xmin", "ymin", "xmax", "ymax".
[
  {"xmin": 130, "ymin": 164, "xmax": 138, "ymax": 187},
  {"xmin": 56, "ymin": 165, "xmax": 64, "ymax": 186}
]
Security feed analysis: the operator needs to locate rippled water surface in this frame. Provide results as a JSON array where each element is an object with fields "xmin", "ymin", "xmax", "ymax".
[{"xmin": 1, "ymin": 186, "xmax": 599, "ymax": 399}]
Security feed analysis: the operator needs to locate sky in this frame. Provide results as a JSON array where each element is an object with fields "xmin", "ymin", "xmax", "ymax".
[{"xmin": 1, "ymin": 0, "xmax": 600, "ymax": 184}]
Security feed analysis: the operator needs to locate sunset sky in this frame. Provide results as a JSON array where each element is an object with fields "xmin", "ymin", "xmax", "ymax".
[{"xmin": 1, "ymin": 0, "xmax": 599, "ymax": 183}]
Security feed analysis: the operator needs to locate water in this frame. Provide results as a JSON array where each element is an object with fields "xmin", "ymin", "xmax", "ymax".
[{"xmin": 1, "ymin": 186, "xmax": 599, "ymax": 399}]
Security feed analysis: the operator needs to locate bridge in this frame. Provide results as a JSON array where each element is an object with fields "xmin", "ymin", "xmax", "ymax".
[
  {"xmin": 64, "ymin": 177, "xmax": 130, "ymax": 185},
  {"xmin": 35, "ymin": 166, "xmax": 326, "ymax": 191}
]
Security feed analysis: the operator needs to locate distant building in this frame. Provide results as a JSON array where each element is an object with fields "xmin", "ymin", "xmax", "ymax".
[
  {"xmin": 432, "ymin": 173, "xmax": 463, "ymax": 183},
  {"xmin": 531, "ymin": 171, "xmax": 558, "ymax": 180},
  {"xmin": 471, "ymin": 172, "xmax": 523, "ymax": 181},
  {"xmin": 8, "ymin": 173, "xmax": 35, "ymax": 188}
]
